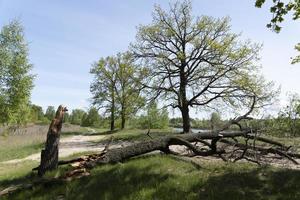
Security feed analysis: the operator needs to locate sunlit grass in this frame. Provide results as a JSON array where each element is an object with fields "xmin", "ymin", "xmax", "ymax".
[
  {"xmin": 0, "ymin": 124, "xmax": 87, "ymax": 162},
  {"xmin": 0, "ymin": 161, "xmax": 38, "ymax": 183},
  {"xmin": 1, "ymin": 127, "xmax": 300, "ymax": 199},
  {"xmin": 2, "ymin": 155, "xmax": 300, "ymax": 200},
  {"xmin": 0, "ymin": 134, "xmax": 45, "ymax": 162},
  {"xmin": 93, "ymin": 128, "xmax": 178, "ymax": 143},
  {"xmin": 0, "ymin": 151, "xmax": 97, "ymax": 190}
]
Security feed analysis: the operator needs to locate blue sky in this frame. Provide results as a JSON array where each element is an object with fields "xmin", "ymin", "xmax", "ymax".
[{"xmin": 0, "ymin": 0, "xmax": 300, "ymax": 116}]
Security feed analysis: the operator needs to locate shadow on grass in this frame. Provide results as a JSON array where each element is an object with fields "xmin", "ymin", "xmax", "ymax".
[
  {"xmin": 0, "ymin": 164, "xmax": 72, "ymax": 189},
  {"xmin": 197, "ymin": 167, "xmax": 300, "ymax": 200},
  {"xmin": 0, "ymin": 172, "xmax": 34, "ymax": 189},
  {"xmin": 5, "ymin": 162, "xmax": 184, "ymax": 199},
  {"xmin": 2, "ymin": 155, "xmax": 300, "ymax": 200}
]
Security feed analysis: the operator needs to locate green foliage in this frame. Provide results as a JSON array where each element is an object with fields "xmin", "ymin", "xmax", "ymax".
[
  {"xmin": 238, "ymin": 93, "xmax": 300, "ymax": 137},
  {"xmin": 132, "ymin": 0, "xmax": 275, "ymax": 129},
  {"xmin": 0, "ymin": 20, "xmax": 34, "ymax": 125},
  {"xmin": 255, "ymin": 0, "xmax": 300, "ymax": 63},
  {"xmin": 44, "ymin": 106, "xmax": 55, "ymax": 121},
  {"xmin": 90, "ymin": 52, "xmax": 145, "ymax": 129},
  {"xmin": 81, "ymin": 107, "xmax": 101, "ymax": 127},
  {"xmin": 292, "ymin": 43, "xmax": 300, "ymax": 64},
  {"xmin": 90, "ymin": 56, "xmax": 118, "ymax": 130},
  {"xmin": 210, "ymin": 112, "xmax": 223, "ymax": 130},
  {"xmin": 137, "ymin": 101, "xmax": 169, "ymax": 129},
  {"xmin": 276, "ymin": 93, "xmax": 300, "ymax": 137},
  {"xmin": 70, "ymin": 109, "xmax": 86, "ymax": 125},
  {"xmin": 169, "ymin": 117, "xmax": 183, "ymax": 128},
  {"xmin": 63, "ymin": 112, "xmax": 70, "ymax": 123},
  {"xmin": 190, "ymin": 118, "xmax": 211, "ymax": 129},
  {"xmin": 114, "ymin": 52, "xmax": 145, "ymax": 128},
  {"xmin": 29, "ymin": 104, "xmax": 44, "ymax": 122},
  {"xmin": 90, "ymin": 56, "xmax": 117, "ymax": 111},
  {"xmin": 255, "ymin": 0, "xmax": 300, "ymax": 32}
]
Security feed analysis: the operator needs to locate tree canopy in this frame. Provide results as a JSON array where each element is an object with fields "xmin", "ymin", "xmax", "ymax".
[
  {"xmin": 45, "ymin": 106, "xmax": 56, "ymax": 121},
  {"xmin": 255, "ymin": 0, "xmax": 300, "ymax": 64},
  {"xmin": 81, "ymin": 107, "xmax": 101, "ymax": 127},
  {"xmin": 255, "ymin": 0, "xmax": 300, "ymax": 32},
  {"xmin": 0, "ymin": 20, "xmax": 34, "ymax": 125},
  {"xmin": 90, "ymin": 52, "xmax": 145, "ymax": 130},
  {"xmin": 138, "ymin": 101, "xmax": 169, "ymax": 129},
  {"xmin": 132, "ymin": 1, "xmax": 274, "ymax": 132},
  {"xmin": 70, "ymin": 109, "xmax": 86, "ymax": 125},
  {"xmin": 90, "ymin": 56, "xmax": 117, "ymax": 130}
]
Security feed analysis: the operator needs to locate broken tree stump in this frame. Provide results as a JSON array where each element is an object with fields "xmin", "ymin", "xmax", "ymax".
[{"xmin": 38, "ymin": 105, "xmax": 68, "ymax": 176}]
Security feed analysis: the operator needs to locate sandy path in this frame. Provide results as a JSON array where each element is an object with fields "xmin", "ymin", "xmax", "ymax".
[
  {"xmin": 1, "ymin": 134, "xmax": 107, "ymax": 164},
  {"xmin": 2, "ymin": 133, "xmax": 299, "ymax": 170}
]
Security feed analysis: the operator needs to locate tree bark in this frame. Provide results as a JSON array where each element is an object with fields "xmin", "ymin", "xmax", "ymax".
[
  {"xmin": 179, "ymin": 64, "xmax": 191, "ymax": 133},
  {"xmin": 121, "ymin": 104, "xmax": 126, "ymax": 129},
  {"xmin": 80, "ymin": 128, "xmax": 299, "ymax": 170},
  {"xmin": 181, "ymin": 104, "xmax": 191, "ymax": 133},
  {"xmin": 38, "ymin": 105, "xmax": 67, "ymax": 176},
  {"xmin": 110, "ymin": 89, "xmax": 115, "ymax": 131},
  {"xmin": 84, "ymin": 130, "xmax": 252, "ymax": 168},
  {"xmin": 121, "ymin": 113, "xmax": 125, "ymax": 129}
]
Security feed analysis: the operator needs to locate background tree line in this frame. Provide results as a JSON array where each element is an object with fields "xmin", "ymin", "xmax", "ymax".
[
  {"xmin": 31, "ymin": 104, "xmax": 170, "ymax": 130},
  {"xmin": 29, "ymin": 90, "xmax": 300, "ymax": 137},
  {"xmin": 2, "ymin": 1, "xmax": 300, "ymax": 137}
]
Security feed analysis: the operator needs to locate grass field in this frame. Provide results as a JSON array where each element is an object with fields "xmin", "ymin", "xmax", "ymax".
[
  {"xmin": 93, "ymin": 128, "xmax": 177, "ymax": 142},
  {"xmin": 0, "ymin": 124, "xmax": 88, "ymax": 162},
  {"xmin": 1, "ymin": 155, "xmax": 300, "ymax": 200},
  {"xmin": 1, "ymin": 127, "xmax": 300, "ymax": 199}
]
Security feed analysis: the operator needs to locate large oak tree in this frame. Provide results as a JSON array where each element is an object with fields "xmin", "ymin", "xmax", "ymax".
[{"xmin": 132, "ymin": 1, "xmax": 274, "ymax": 133}]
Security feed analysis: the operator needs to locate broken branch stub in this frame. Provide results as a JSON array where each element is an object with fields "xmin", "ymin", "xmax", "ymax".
[{"xmin": 38, "ymin": 105, "xmax": 68, "ymax": 176}]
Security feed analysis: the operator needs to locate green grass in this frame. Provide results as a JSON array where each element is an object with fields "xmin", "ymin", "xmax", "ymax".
[
  {"xmin": 0, "ymin": 134, "xmax": 45, "ymax": 162},
  {"xmin": 1, "ymin": 128, "xmax": 300, "ymax": 199},
  {"xmin": 2, "ymin": 155, "xmax": 300, "ymax": 200},
  {"xmin": 0, "ymin": 151, "xmax": 98, "ymax": 190},
  {"xmin": 269, "ymin": 136, "xmax": 300, "ymax": 152},
  {"xmin": 93, "ymin": 128, "xmax": 177, "ymax": 143},
  {"xmin": 0, "ymin": 126, "xmax": 90, "ymax": 162},
  {"xmin": 0, "ymin": 161, "xmax": 39, "ymax": 183},
  {"xmin": 60, "ymin": 127, "xmax": 106, "ymax": 137},
  {"xmin": 0, "ymin": 142, "xmax": 43, "ymax": 162},
  {"xmin": 0, "ymin": 127, "xmax": 162, "ymax": 163}
]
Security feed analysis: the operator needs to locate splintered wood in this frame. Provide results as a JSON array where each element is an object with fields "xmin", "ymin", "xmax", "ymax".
[{"xmin": 38, "ymin": 105, "xmax": 68, "ymax": 176}]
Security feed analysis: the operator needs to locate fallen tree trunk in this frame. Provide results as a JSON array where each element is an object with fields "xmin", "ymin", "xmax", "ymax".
[
  {"xmin": 41, "ymin": 128, "xmax": 294, "ymax": 170},
  {"xmin": 219, "ymin": 139, "xmax": 299, "ymax": 164},
  {"xmin": 3, "ymin": 129, "xmax": 299, "ymax": 197},
  {"xmin": 4, "ymin": 95, "xmax": 300, "ymax": 197},
  {"xmin": 83, "ymin": 130, "xmax": 253, "ymax": 168},
  {"xmin": 37, "ymin": 105, "xmax": 68, "ymax": 176}
]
